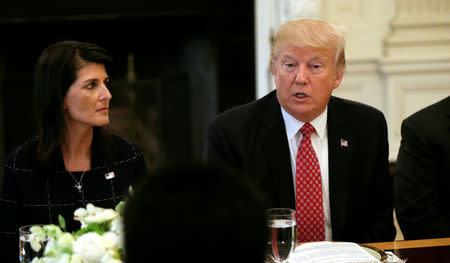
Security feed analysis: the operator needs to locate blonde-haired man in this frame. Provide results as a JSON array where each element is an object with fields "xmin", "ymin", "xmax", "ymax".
[{"xmin": 205, "ymin": 19, "xmax": 395, "ymax": 243}]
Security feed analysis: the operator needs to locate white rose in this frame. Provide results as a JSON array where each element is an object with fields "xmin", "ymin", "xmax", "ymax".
[
  {"xmin": 109, "ymin": 218, "xmax": 124, "ymax": 249},
  {"xmin": 43, "ymin": 239, "xmax": 58, "ymax": 257},
  {"xmin": 103, "ymin": 232, "xmax": 119, "ymax": 248},
  {"xmin": 86, "ymin": 203, "xmax": 101, "ymax": 214},
  {"xmin": 40, "ymin": 258, "xmax": 58, "ymax": 263},
  {"xmin": 75, "ymin": 203, "xmax": 119, "ymax": 225},
  {"xmin": 84, "ymin": 209, "xmax": 118, "ymax": 225},
  {"xmin": 73, "ymin": 232, "xmax": 114, "ymax": 263},
  {"xmin": 70, "ymin": 254, "xmax": 84, "ymax": 263},
  {"xmin": 43, "ymin": 224, "xmax": 63, "ymax": 239},
  {"xmin": 57, "ymin": 233, "xmax": 75, "ymax": 251},
  {"xmin": 56, "ymin": 253, "xmax": 71, "ymax": 263},
  {"xmin": 42, "ymin": 232, "xmax": 74, "ymax": 259},
  {"xmin": 117, "ymin": 230, "xmax": 124, "ymax": 250},
  {"xmin": 74, "ymin": 207, "xmax": 88, "ymax": 220},
  {"xmin": 100, "ymin": 250, "xmax": 122, "ymax": 263},
  {"xmin": 110, "ymin": 218, "xmax": 122, "ymax": 235}
]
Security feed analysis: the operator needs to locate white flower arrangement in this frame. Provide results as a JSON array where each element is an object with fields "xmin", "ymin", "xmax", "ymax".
[{"xmin": 27, "ymin": 187, "xmax": 131, "ymax": 263}]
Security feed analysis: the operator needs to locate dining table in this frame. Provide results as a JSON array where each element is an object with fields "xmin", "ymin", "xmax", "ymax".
[{"xmin": 364, "ymin": 237, "xmax": 450, "ymax": 263}]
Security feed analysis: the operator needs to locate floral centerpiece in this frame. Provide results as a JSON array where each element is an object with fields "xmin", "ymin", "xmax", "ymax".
[{"xmin": 27, "ymin": 188, "xmax": 131, "ymax": 263}]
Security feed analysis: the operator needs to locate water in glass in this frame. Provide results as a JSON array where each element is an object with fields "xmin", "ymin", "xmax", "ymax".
[
  {"xmin": 19, "ymin": 225, "xmax": 48, "ymax": 263},
  {"xmin": 265, "ymin": 208, "xmax": 297, "ymax": 263}
]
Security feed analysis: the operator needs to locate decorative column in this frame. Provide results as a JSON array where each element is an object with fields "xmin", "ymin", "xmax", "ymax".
[
  {"xmin": 324, "ymin": 0, "xmax": 395, "ymax": 125},
  {"xmin": 382, "ymin": 0, "xmax": 450, "ymax": 161},
  {"xmin": 384, "ymin": 0, "xmax": 450, "ymax": 58}
]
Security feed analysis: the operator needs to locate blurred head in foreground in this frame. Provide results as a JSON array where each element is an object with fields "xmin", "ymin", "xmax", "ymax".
[{"xmin": 124, "ymin": 162, "xmax": 267, "ymax": 263}]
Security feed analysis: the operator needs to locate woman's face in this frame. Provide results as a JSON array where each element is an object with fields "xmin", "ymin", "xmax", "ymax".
[{"xmin": 63, "ymin": 62, "xmax": 112, "ymax": 129}]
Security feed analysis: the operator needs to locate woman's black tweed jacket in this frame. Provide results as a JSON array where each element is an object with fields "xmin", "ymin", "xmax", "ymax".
[{"xmin": 0, "ymin": 132, "xmax": 147, "ymax": 261}]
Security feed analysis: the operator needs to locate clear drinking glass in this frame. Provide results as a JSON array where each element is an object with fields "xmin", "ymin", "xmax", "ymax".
[
  {"xmin": 19, "ymin": 224, "xmax": 48, "ymax": 263},
  {"xmin": 265, "ymin": 208, "xmax": 297, "ymax": 263}
]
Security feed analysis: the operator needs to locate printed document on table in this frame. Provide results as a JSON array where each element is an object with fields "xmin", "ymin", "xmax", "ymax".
[{"xmin": 289, "ymin": 241, "xmax": 381, "ymax": 263}]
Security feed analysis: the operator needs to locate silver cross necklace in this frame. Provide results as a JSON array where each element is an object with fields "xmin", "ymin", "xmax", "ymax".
[{"xmin": 68, "ymin": 170, "xmax": 86, "ymax": 193}]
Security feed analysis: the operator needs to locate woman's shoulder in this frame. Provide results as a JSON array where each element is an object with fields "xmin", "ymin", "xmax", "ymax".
[
  {"xmin": 109, "ymin": 134, "xmax": 143, "ymax": 158},
  {"xmin": 93, "ymin": 133, "xmax": 144, "ymax": 168},
  {"xmin": 5, "ymin": 137, "xmax": 39, "ymax": 171}
]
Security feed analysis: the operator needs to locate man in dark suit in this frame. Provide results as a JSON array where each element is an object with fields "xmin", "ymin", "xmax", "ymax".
[
  {"xmin": 205, "ymin": 19, "xmax": 395, "ymax": 243},
  {"xmin": 395, "ymin": 96, "xmax": 450, "ymax": 240}
]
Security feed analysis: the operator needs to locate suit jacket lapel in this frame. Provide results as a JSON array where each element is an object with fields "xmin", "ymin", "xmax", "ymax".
[
  {"xmin": 260, "ymin": 93, "xmax": 295, "ymax": 209},
  {"xmin": 327, "ymin": 96, "xmax": 353, "ymax": 237}
]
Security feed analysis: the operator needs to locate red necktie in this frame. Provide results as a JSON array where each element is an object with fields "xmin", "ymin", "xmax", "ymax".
[{"xmin": 295, "ymin": 122, "xmax": 325, "ymax": 242}]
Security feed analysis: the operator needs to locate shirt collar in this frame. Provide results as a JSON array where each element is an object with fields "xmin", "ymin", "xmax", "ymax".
[{"xmin": 281, "ymin": 106, "xmax": 327, "ymax": 141}]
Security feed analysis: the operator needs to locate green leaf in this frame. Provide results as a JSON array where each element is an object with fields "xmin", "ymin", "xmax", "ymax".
[
  {"xmin": 73, "ymin": 222, "xmax": 110, "ymax": 237},
  {"xmin": 129, "ymin": 185, "xmax": 134, "ymax": 196},
  {"xmin": 44, "ymin": 224, "xmax": 63, "ymax": 239},
  {"xmin": 60, "ymin": 246, "xmax": 73, "ymax": 255},
  {"xmin": 58, "ymin": 215, "xmax": 66, "ymax": 230},
  {"xmin": 118, "ymin": 247, "xmax": 125, "ymax": 260},
  {"xmin": 115, "ymin": 201, "xmax": 126, "ymax": 214},
  {"xmin": 44, "ymin": 248, "xmax": 58, "ymax": 257}
]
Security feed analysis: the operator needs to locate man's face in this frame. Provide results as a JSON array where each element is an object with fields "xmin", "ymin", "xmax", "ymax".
[{"xmin": 273, "ymin": 46, "xmax": 343, "ymax": 122}]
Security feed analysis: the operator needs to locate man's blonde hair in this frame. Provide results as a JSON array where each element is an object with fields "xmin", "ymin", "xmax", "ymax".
[{"xmin": 270, "ymin": 19, "xmax": 346, "ymax": 75}]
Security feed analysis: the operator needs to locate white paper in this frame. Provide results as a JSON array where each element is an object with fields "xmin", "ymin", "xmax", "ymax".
[
  {"xmin": 385, "ymin": 251, "xmax": 407, "ymax": 263},
  {"xmin": 289, "ymin": 242, "xmax": 381, "ymax": 263}
]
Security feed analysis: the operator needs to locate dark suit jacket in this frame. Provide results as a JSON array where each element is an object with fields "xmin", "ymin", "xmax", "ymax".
[
  {"xmin": 205, "ymin": 90, "xmax": 395, "ymax": 243},
  {"xmin": 394, "ymin": 96, "xmax": 450, "ymax": 240}
]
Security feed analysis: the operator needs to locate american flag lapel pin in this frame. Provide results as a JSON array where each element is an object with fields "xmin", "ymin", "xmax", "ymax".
[
  {"xmin": 340, "ymin": 139, "xmax": 348, "ymax": 148},
  {"xmin": 105, "ymin": 171, "xmax": 115, "ymax": 180}
]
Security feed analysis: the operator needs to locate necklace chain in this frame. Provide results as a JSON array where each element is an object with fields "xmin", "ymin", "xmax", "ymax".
[{"xmin": 68, "ymin": 170, "xmax": 86, "ymax": 193}]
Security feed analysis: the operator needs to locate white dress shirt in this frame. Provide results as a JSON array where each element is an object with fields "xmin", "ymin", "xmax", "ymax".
[{"xmin": 281, "ymin": 106, "xmax": 332, "ymax": 241}]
